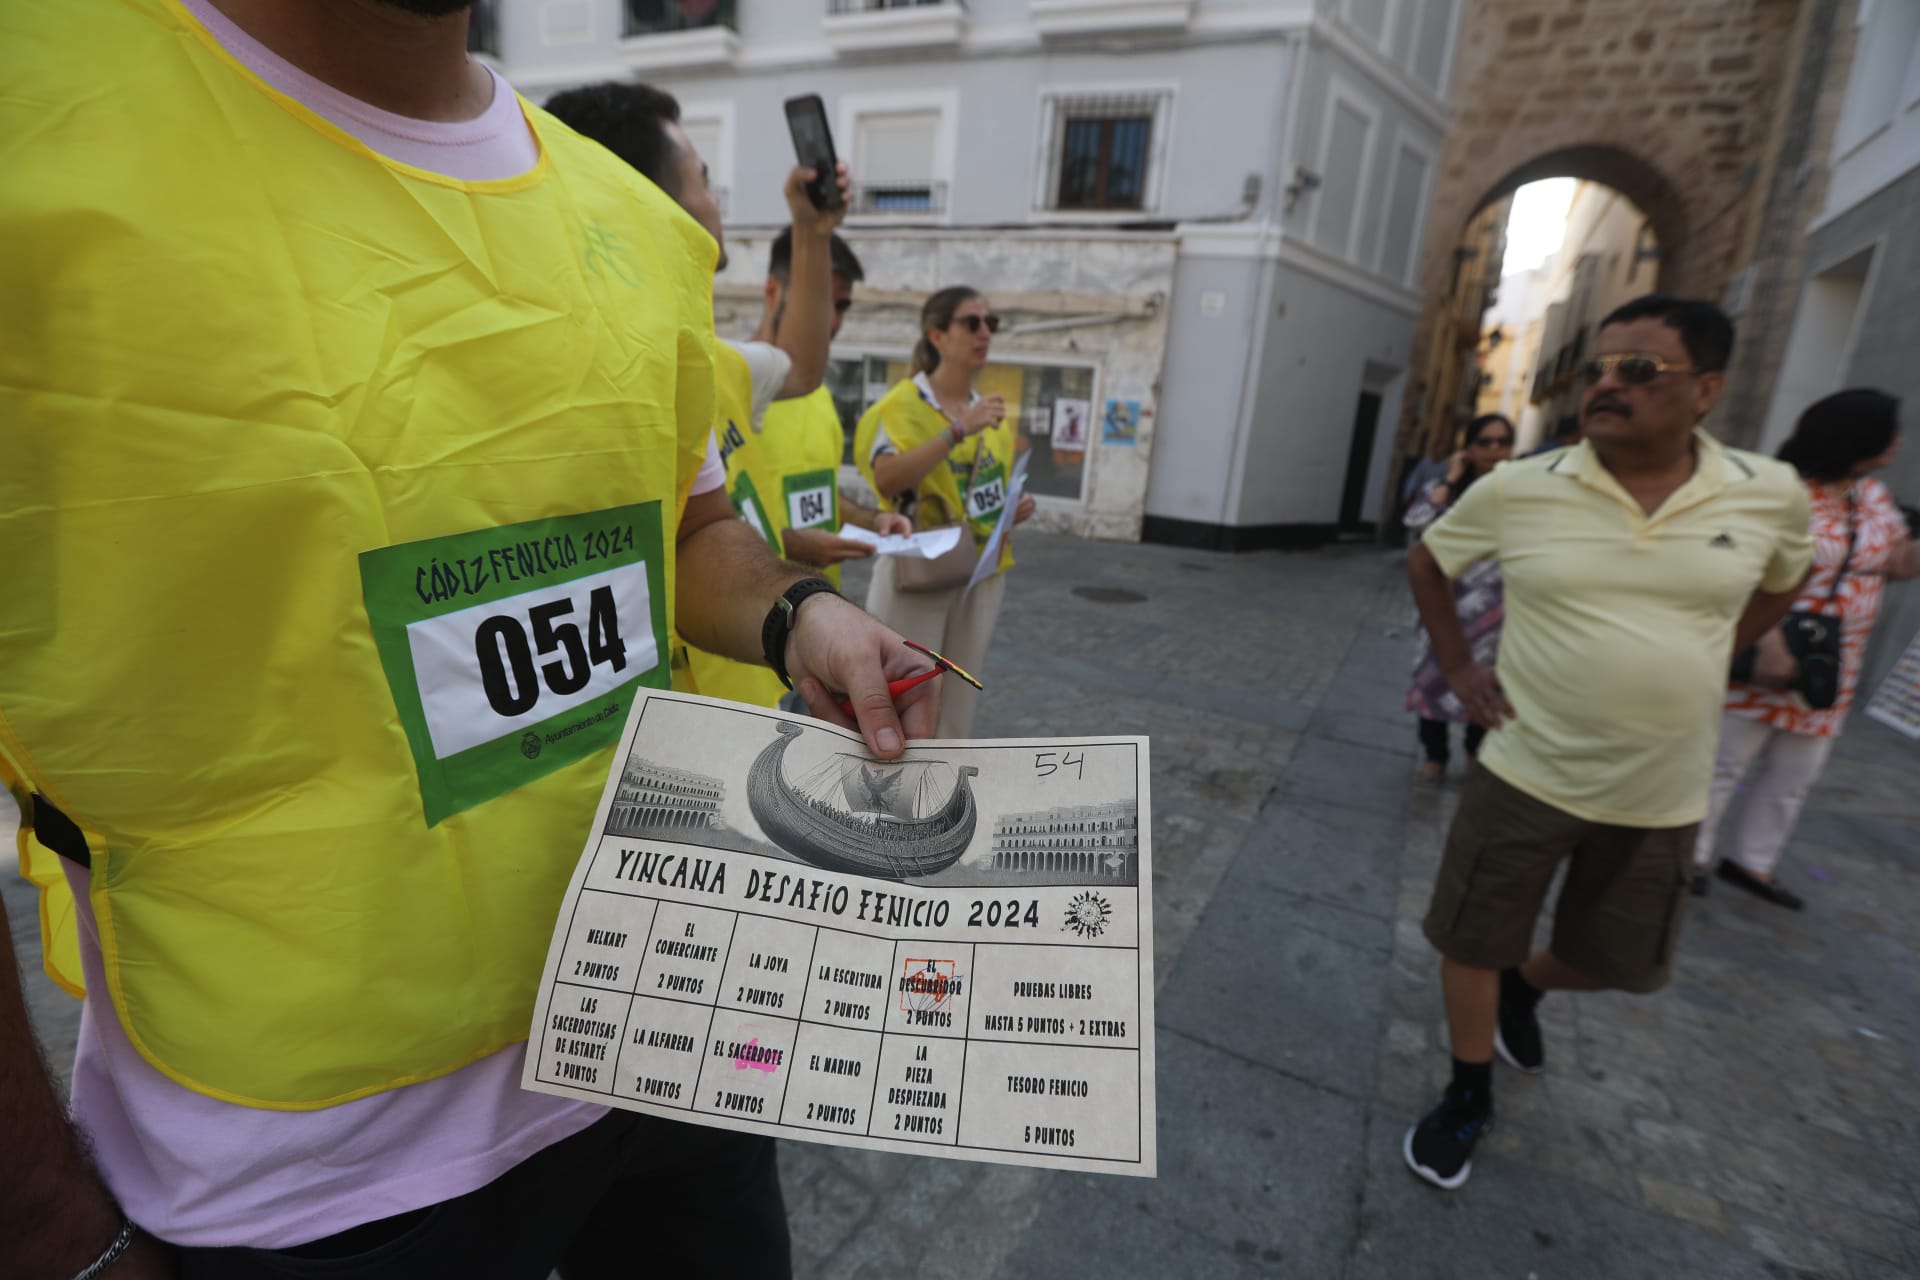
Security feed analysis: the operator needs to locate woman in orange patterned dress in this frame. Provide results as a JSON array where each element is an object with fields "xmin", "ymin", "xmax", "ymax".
[{"xmin": 1694, "ymin": 390, "xmax": 1920, "ymax": 908}]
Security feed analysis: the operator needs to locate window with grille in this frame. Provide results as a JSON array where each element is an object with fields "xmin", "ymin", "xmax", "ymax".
[
  {"xmin": 1042, "ymin": 93, "xmax": 1168, "ymax": 213},
  {"xmin": 625, "ymin": 0, "xmax": 735, "ymax": 37}
]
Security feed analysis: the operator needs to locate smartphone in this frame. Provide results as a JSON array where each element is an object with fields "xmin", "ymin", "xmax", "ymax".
[{"xmin": 783, "ymin": 94, "xmax": 842, "ymax": 211}]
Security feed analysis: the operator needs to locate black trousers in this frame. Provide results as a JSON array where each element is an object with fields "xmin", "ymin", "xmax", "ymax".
[
  {"xmin": 172, "ymin": 1112, "xmax": 789, "ymax": 1280},
  {"xmin": 1418, "ymin": 718, "xmax": 1486, "ymax": 766}
]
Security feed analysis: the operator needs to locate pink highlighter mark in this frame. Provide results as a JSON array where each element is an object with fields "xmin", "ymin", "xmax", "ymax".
[{"xmin": 734, "ymin": 1038, "xmax": 780, "ymax": 1074}]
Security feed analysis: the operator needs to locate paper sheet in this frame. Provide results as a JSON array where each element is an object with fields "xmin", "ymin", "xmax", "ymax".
[
  {"xmin": 836, "ymin": 525, "xmax": 964, "ymax": 560},
  {"xmin": 966, "ymin": 452, "xmax": 1030, "ymax": 591},
  {"xmin": 1865, "ymin": 625, "xmax": 1920, "ymax": 740},
  {"xmin": 521, "ymin": 691, "xmax": 1157, "ymax": 1176}
]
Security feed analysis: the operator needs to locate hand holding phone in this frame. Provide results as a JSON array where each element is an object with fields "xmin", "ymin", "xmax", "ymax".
[{"xmin": 783, "ymin": 95, "xmax": 842, "ymax": 211}]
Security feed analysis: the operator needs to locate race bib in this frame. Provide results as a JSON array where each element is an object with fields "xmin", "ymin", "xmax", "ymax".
[
  {"xmin": 965, "ymin": 462, "xmax": 1007, "ymax": 525},
  {"xmin": 784, "ymin": 468, "xmax": 838, "ymax": 531},
  {"xmin": 359, "ymin": 504, "xmax": 669, "ymax": 825},
  {"xmin": 731, "ymin": 471, "xmax": 780, "ymax": 554}
]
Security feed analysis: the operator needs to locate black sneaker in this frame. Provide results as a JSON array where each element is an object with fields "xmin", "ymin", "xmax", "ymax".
[
  {"xmin": 1494, "ymin": 970, "xmax": 1544, "ymax": 1074},
  {"xmin": 1714, "ymin": 860, "xmax": 1805, "ymax": 910},
  {"xmin": 1403, "ymin": 1090, "xmax": 1493, "ymax": 1190}
]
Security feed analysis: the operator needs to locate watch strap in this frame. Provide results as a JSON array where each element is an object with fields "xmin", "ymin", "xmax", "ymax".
[{"xmin": 761, "ymin": 578, "xmax": 840, "ymax": 689}]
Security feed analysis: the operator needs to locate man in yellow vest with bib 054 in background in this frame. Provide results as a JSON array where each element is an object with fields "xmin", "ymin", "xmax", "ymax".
[
  {"xmin": 0, "ymin": 5, "xmax": 939, "ymax": 1279},
  {"xmin": 544, "ymin": 85, "xmax": 906, "ymax": 712},
  {"xmin": 752, "ymin": 227, "xmax": 913, "ymax": 594}
]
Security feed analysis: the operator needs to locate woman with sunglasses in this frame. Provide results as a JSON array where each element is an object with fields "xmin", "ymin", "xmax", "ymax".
[
  {"xmin": 1405, "ymin": 413, "xmax": 1516, "ymax": 782},
  {"xmin": 855, "ymin": 285, "xmax": 1034, "ymax": 736},
  {"xmin": 1695, "ymin": 389, "xmax": 1920, "ymax": 909}
]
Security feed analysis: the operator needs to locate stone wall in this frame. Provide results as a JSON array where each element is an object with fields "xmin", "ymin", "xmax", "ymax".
[
  {"xmin": 1717, "ymin": 0, "xmax": 1857, "ymax": 448},
  {"xmin": 1396, "ymin": 0, "xmax": 1810, "ymax": 460}
]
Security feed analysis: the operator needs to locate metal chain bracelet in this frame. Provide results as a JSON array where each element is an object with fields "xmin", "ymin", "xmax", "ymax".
[{"xmin": 71, "ymin": 1217, "xmax": 141, "ymax": 1280}]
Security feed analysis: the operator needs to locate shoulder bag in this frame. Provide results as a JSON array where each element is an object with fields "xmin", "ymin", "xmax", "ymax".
[
  {"xmin": 893, "ymin": 436, "xmax": 984, "ymax": 593},
  {"xmin": 1730, "ymin": 488, "xmax": 1855, "ymax": 710}
]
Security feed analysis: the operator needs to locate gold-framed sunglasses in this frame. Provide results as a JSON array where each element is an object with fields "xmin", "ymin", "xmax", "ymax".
[
  {"xmin": 1579, "ymin": 353, "xmax": 1696, "ymax": 387},
  {"xmin": 956, "ymin": 313, "xmax": 1002, "ymax": 335}
]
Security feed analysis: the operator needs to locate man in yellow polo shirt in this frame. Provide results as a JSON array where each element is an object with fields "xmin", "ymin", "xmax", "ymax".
[{"xmin": 1401, "ymin": 294, "xmax": 1812, "ymax": 1191}]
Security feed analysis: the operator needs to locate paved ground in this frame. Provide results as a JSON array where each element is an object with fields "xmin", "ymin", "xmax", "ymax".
[{"xmin": 9, "ymin": 533, "xmax": 1920, "ymax": 1277}]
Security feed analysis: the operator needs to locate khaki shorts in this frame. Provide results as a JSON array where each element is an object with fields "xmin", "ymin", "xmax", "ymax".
[{"xmin": 1422, "ymin": 764, "xmax": 1698, "ymax": 993}]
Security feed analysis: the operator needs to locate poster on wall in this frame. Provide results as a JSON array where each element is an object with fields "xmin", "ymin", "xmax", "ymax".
[
  {"xmin": 1027, "ymin": 406, "xmax": 1052, "ymax": 437},
  {"xmin": 1051, "ymin": 399, "xmax": 1091, "ymax": 451},
  {"xmin": 1102, "ymin": 400, "xmax": 1140, "ymax": 446},
  {"xmin": 1865, "ymin": 626, "xmax": 1920, "ymax": 740}
]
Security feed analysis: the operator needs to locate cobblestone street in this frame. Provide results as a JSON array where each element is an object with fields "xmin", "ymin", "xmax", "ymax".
[{"xmin": 9, "ymin": 533, "xmax": 1919, "ymax": 1277}]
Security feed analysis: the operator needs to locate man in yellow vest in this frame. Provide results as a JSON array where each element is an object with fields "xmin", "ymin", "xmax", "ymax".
[
  {"xmin": 0, "ymin": 4, "xmax": 938, "ymax": 1278},
  {"xmin": 544, "ymin": 81, "xmax": 852, "ymax": 710},
  {"xmin": 545, "ymin": 86, "xmax": 911, "ymax": 712},
  {"xmin": 754, "ymin": 228, "xmax": 913, "ymax": 586}
]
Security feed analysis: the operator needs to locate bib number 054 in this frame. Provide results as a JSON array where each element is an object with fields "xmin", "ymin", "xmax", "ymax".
[
  {"xmin": 405, "ymin": 559, "xmax": 658, "ymax": 762},
  {"xmin": 968, "ymin": 478, "xmax": 1005, "ymax": 520},
  {"xmin": 477, "ymin": 586, "xmax": 626, "ymax": 716}
]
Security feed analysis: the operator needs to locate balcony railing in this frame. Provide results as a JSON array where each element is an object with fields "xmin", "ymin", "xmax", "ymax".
[
  {"xmin": 824, "ymin": 0, "xmax": 966, "ymax": 52},
  {"xmin": 625, "ymin": 0, "xmax": 736, "ymax": 38},
  {"xmin": 829, "ymin": 0, "xmax": 953, "ymax": 12},
  {"xmin": 850, "ymin": 181, "xmax": 949, "ymax": 216}
]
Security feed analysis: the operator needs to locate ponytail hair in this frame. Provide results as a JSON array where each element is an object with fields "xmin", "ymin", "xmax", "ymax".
[{"xmin": 913, "ymin": 286, "xmax": 982, "ymax": 376}]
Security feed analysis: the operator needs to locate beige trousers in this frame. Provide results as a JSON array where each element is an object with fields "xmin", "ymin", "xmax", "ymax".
[
  {"xmin": 862, "ymin": 558, "xmax": 1007, "ymax": 738},
  {"xmin": 1692, "ymin": 712, "xmax": 1835, "ymax": 878}
]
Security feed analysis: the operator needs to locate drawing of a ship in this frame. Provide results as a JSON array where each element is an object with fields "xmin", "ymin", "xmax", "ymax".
[{"xmin": 747, "ymin": 721, "xmax": 979, "ymax": 877}]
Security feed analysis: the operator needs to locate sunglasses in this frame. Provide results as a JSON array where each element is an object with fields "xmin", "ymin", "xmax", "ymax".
[
  {"xmin": 1579, "ymin": 353, "xmax": 1695, "ymax": 387},
  {"xmin": 955, "ymin": 313, "xmax": 1001, "ymax": 335},
  {"xmin": 1472, "ymin": 435, "xmax": 1515, "ymax": 448},
  {"xmin": 833, "ymin": 299, "xmax": 853, "ymax": 315}
]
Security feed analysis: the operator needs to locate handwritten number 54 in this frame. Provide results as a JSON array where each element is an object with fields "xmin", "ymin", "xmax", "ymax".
[{"xmin": 1034, "ymin": 751, "xmax": 1084, "ymax": 780}]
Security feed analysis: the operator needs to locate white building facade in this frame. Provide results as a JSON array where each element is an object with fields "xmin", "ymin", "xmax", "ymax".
[
  {"xmin": 486, "ymin": 0, "xmax": 1460, "ymax": 547},
  {"xmin": 1755, "ymin": 1, "xmax": 1920, "ymax": 697}
]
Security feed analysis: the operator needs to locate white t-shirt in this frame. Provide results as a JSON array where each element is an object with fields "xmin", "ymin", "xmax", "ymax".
[
  {"xmin": 62, "ymin": 0, "xmax": 713, "ymax": 1248},
  {"xmin": 728, "ymin": 338, "xmax": 795, "ymax": 433}
]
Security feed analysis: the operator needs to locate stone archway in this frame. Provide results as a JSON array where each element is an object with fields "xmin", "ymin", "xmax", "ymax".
[
  {"xmin": 1394, "ymin": 0, "xmax": 1808, "ymax": 466},
  {"xmin": 1473, "ymin": 144, "xmax": 1689, "ymax": 282}
]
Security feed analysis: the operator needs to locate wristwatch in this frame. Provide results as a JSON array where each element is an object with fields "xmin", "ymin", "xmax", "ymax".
[{"xmin": 761, "ymin": 578, "xmax": 840, "ymax": 689}]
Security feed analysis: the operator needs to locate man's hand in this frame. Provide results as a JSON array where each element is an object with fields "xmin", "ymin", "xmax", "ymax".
[
  {"xmin": 1750, "ymin": 626, "xmax": 1796, "ymax": 690},
  {"xmin": 785, "ymin": 595, "xmax": 940, "ymax": 756},
  {"xmin": 783, "ymin": 162, "xmax": 850, "ymax": 237},
  {"xmin": 1012, "ymin": 494, "xmax": 1035, "ymax": 526},
  {"xmin": 873, "ymin": 512, "xmax": 912, "ymax": 537},
  {"xmin": 771, "ymin": 163, "xmax": 852, "ymax": 400},
  {"xmin": 781, "ymin": 526, "xmax": 877, "ymax": 567},
  {"xmin": 1443, "ymin": 661, "xmax": 1516, "ymax": 730}
]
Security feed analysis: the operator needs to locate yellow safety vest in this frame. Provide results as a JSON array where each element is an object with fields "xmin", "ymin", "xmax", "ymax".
[
  {"xmin": 683, "ymin": 344, "xmax": 790, "ymax": 708},
  {"xmin": 762, "ymin": 386, "xmax": 847, "ymax": 587},
  {"xmin": 854, "ymin": 380, "xmax": 1018, "ymax": 575},
  {"xmin": 0, "ymin": 0, "xmax": 717, "ymax": 1108}
]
